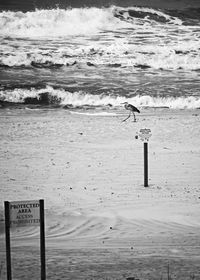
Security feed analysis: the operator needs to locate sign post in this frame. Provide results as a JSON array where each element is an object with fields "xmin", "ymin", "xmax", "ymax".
[
  {"xmin": 40, "ymin": 199, "xmax": 46, "ymax": 280},
  {"xmin": 4, "ymin": 199, "xmax": 46, "ymax": 280},
  {"xmin": 4, "ymin": 201, "xmax": 12, "ymax": 280},
  {"xmin": 144, "ymin": 141, "xmax": 148, "ymax": 187},
  {"xmin": 136, "ymin": 128, "xmax": 152, "ymax": 187}
]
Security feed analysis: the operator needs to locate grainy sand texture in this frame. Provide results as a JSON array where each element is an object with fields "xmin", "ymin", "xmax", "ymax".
[{"xmin": 0, "ymin": 108, "xmax": 200, "ymax": 280}]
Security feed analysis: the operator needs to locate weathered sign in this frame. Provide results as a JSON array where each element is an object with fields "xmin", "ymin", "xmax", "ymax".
[
  {"xmin": 136, "ymin": 128, "xmax": 152, "ymax": 142},
  {"xmin": 9, "ymin": 200, "xmax": 40, "ymax": 227}
]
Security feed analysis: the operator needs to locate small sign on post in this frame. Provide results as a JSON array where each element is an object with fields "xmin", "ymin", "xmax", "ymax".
[
  {"xmin": 4, "ymin": 199, "xmax": 46, "ymax": 280},
  {"xmin": 136, "ymin": 128, "xmax": 152, "ymax": 187},
  {"xmin": 137, "ymin": 128, "xmax": 152, "ymax": 142}
]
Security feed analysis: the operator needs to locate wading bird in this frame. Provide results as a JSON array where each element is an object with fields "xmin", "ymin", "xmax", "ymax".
[{"xmin": 121, "ymin": 102, "xmax": 140, "ymax": 122}]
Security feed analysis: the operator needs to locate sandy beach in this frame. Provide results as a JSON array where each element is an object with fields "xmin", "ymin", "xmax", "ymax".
[{"xmin": 0, "ymin": 107, "xmax": 200, "ymax": 279}]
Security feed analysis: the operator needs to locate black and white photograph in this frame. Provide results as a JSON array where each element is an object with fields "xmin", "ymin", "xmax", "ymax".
[{"xmin": 0, "ymin": 0, "xmax": 200, "ymax": 279}]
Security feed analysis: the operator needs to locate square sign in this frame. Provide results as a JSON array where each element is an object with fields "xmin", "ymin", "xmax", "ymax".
[
  {"xmin": 9, "ymin": 200, "xmax": 40, "ymax": 227},
  {"xmin": 138, "ymin": 128, "xmax": 152, "ymax": 142}
]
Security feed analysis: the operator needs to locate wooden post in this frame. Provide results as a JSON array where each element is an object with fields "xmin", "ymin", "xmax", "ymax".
[
  {"xmin": 4, "ymin": 201, "xmax": 12, "ymax": 280},
  {"xmin": 144, "ymin": 142, "xmax": 148, "ymax": 187},
  {"xmin": 39, "ymin": 200, "xmax": 46, "ymax": 280}
]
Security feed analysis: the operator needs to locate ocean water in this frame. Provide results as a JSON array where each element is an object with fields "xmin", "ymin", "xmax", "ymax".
[{"xmin": 0, "ymin": 0, "xmax": 200, "ymax": 110}]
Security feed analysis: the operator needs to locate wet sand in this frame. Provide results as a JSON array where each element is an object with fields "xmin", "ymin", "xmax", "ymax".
[{"xmin": 0, "ymin": 108, "xmax": 200, "ymax": 279}]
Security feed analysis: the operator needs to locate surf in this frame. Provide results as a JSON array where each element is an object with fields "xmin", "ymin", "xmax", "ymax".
[
  {"xmin": 1, "ymin": 86, "xmax": 200, "ymax": 109},
  {"xmin": 0, "ymin": 6, "xmax": 186, "ymax": 38}
]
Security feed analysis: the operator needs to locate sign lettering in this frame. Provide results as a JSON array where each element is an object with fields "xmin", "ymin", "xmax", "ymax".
[
  {"xmin": 9, "ymin": 200, "xmax": 40, "ymax": 227},
  {"xmin": 136, "ymin": 128, "xmax": 152, "ymax": 142}
]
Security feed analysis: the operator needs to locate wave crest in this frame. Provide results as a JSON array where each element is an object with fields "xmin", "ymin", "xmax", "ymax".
[
  {"xmin": 0, "ymin": 86, "xmax": 200, "ymax": 109},
  {"xmin": 0, "ymin": 7, "xmax": 126, "ymax": 37},
  {"xmin": 0, "ymin": 6, "xmax": 183, "ymax": 37}
]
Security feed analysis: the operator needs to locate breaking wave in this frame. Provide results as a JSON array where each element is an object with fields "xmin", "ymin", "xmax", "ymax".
[
  {"xmin": 0, "ymin": 86, "xmax": 200, "ymax": 109},
  {"xmin": 0, "ymin": 6, "xmax": 185, "ymax": 38},
  {"xmin": 1, "ymin": 52, "xmax": 200, "ymax": 71},
  {"xmin": 0, "ymin": 7, "xmax": 127, "ymax": 37},
  {"xmin": 1, "ymin": 40, "xmax": 200, "ymax": 71}
]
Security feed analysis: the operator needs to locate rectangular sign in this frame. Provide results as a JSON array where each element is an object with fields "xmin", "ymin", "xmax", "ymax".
[{"xmin": 9, "ymin": 200, "xmax": 40, "ymax": 227}]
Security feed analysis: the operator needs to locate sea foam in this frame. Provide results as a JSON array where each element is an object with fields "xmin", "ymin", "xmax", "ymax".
[
  {"xmin": 0, "ymin": 86, "xmax": 200, "ymax": 109},
  {"xmin": 0, "ymin": 40, "xmax": 199, "ymax": 71},
  {"xmin": 0, "ymin": 7, "xmax": 127, "ymax": 37},
  {"xmin": 0, "ymin": 6, "xmax": 183, "ymax": 38},
  {"xmin": 0, "ymin": 7, "xmax": 199, "ymax": 71}
]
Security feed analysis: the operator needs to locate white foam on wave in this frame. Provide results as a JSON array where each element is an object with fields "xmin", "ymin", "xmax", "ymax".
[
  {"xmin": 1, "ymin": 45, "xmax": 199, "ymax": 71},
  {"xmin": 1, "ymin": 6, "xmax": 199, "ymax": 71},
  {"xmin": 1, "ymin": 36, "xmax": 199, "ymax": 71},
  {"xmin": 0, "ymin": 7, "xmax": 129, "ymax": 37},
  {"xmin": 0, "ymin": 86, "xmax": 200, "ymax": 109},
  {"xmin": 0, "ymin": 6, "xmax": 184, "ymax": 38}
]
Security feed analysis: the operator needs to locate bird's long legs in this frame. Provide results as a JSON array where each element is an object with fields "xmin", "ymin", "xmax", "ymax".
[
  {"xmin": 132, "ymin": 112, "xmax": 136, "ymax": 122},
  {"xmin": 122, "ymin": 112, "xmax": 131, "ymax": 122},
  {"xmin": 122, "ymin": 111, "xmax": 136, "ymax": 122}
]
